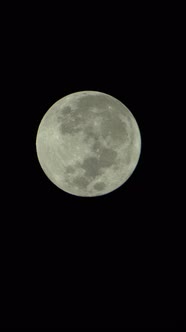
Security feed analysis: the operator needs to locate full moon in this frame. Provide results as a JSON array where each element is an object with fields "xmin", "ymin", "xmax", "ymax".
[{"xmin": 36, "ymin": 91, "xmax": 141, "ymax": 197}]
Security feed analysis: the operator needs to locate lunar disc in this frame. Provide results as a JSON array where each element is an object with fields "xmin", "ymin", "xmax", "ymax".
[{"xmin": 36, "ymin": 91, "xmax": 141, "ymax": 197}]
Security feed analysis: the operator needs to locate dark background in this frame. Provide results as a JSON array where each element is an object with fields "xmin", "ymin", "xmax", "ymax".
[{"xmin": 2, "ymin": 2, "xmax": 185, "ymax": 329}]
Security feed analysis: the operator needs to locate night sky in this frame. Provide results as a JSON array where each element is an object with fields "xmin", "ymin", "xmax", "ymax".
[{"xmin": 2, "ymin": 2, "xmax": 184, "ymax": 329}]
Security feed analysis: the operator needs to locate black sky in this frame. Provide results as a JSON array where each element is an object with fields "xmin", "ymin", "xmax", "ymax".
[{"xmin": 2, "ymin": 2, "xmax": 185, "ymax": 329}]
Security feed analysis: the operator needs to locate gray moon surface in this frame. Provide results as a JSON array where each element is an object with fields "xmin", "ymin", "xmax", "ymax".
[{"xmin": 36, "ymin": 91, "xmax": 141, "ymax": 197}]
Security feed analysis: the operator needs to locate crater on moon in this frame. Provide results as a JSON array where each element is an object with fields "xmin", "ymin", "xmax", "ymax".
[
  {"xmin": 81, "ymin": 157, "xmax": 102, "ymax": 178},
  {"xmin": 36, "ymin": 91, "xmax": 141, "ymax": 197},
  {"xmin": 73, "ymin": 176, "xmax": 89, "ymax": 189},
  {"xmin": 58, "ymin": 106, "xmax": 84, "ymax": 135},
  {"xmin": 94, "ymin": 182, "xmax": 106, "ymax": 191}
]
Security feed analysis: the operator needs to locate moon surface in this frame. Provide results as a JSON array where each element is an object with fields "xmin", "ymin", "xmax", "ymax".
[{"xmin": 36, "ymin": 91, "xmax": 141, "ymax": 197}]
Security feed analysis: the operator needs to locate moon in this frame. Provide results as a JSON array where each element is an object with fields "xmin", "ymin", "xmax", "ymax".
[{"xmin": 36, "ymin": 91, "xmax": 141, "ymax": 197}]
